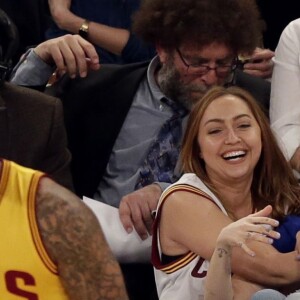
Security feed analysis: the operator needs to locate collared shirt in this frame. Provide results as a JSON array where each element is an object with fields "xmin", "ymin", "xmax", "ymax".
[
  {"xmin": 10, "ymin": 50, "xmax": 55, "ymax": 86},
  {"xmin": 94, "ymin": 57, "xmax": 187, "ymax": 207},
  {"xmin": 10, "ymin": 53, "xmax": 187, "ymax": 207}
]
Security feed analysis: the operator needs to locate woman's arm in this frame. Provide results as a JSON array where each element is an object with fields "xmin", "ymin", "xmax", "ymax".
[
  {"xmin": 204, "ymin": 206, "xmax": 278, "ymax": 300},
  {"xmin": 160, "ymin": 191, "xmax": 300, "ymax": 288},
  {"xmin": 48, "ymin": 0, "xmax": 155, "ymax": 61}
]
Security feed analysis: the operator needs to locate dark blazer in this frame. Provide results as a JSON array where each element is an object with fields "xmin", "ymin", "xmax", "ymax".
[
  {"xmin": 47, "ymin": 62, "xmax": 270, "ymax": 197},
  {"xmin": 0, "ymin": 82, "xmax": 73, "ymax": 190}
]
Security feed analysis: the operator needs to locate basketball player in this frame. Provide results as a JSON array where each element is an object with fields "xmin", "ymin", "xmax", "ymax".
[{"xmin": 0, "ymin": 158, "xmax": 128, "ymax": 299}]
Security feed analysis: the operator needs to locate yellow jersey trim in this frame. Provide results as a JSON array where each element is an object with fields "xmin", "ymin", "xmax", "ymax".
[{"xmin": 28, "ymin": 173, "xmax": 58, "ymax": 274}]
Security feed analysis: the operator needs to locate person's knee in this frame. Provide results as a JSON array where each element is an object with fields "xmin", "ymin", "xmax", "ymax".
[
  {"xmin": 251, "ymin": 289, "xmax": 286, "ymax": 300},
  {"xmin": 286, "ymin": 291, "xmax": 300, "ymax": 300}
]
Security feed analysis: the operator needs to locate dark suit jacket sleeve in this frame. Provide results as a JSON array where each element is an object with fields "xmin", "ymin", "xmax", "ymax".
[
  {"xmin": 46, "ymin": 62, "xmax": 148, "ymax": 197},
  {"xmin": 39, "ymin": 97, "xmax": 74, "ymax": 190},
  {"xmin": 0, "ymin": 83, "xmax": 73, "ymax": 191}
]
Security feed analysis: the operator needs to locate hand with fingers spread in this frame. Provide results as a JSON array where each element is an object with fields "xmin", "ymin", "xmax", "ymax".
[
  {"xmin": 205, "ymin": 206, "xmax": 280, "ymax": 300},
  {"xmin": 216, "ymin": 205, "xmax": 280, "ymax": 257},
  {"xmin": 34, "ymin": 34, "xmax": 100, "ymax": 79},
  {"xmin": 242, "ymin": 47, "xmax": 274, "ymax": 79},
  {"xmin": 119, "ymin": 184, "xmax": 162, "ymax": 240}
]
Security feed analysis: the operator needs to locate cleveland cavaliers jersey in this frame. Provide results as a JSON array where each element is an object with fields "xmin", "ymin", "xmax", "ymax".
[
  {"xmin": 152, "ymin": 173, "xmax": 228, "ymax": 300},
  {"xmin": 0, "ymin": 159, "xmax": 68, "ymax": 299}
]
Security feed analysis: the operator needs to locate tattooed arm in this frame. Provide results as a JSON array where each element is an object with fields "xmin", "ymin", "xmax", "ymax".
[
  {"xmin": 204, "ymin": 206, "xmax": 279, "ymax": 300},
  {"xmin": 36, "ymin": 177, "xmax": 128, "ymax": 300}
]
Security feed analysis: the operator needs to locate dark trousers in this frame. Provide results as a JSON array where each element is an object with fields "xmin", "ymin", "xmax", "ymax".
[{"xmin": 121, "ymin": 263, "xmax": 158, "ymax": 300}]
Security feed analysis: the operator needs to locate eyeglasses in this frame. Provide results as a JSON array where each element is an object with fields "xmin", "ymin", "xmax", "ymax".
[{"xmin": 176, "ymin": 48, "xmax": 237, "ymax": 78}]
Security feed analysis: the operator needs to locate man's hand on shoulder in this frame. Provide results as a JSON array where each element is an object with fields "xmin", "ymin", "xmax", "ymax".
[
  {"xmin": 119, "ymin": 184, "xmax": 162, "ymax": 240},
  {"xmin": 34, "ymin": 35, "xmax": 100, "ymax": 79}
]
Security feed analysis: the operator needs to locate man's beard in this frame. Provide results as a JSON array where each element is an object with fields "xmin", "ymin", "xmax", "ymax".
[{"xmin": 157, "ymin": 57, "xmax": 208, "ymax": 110}]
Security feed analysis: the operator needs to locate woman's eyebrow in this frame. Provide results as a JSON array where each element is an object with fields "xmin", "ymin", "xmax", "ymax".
[{"xmin": 204, "ymin": 114, "xmax": 251, "ymax": 126}]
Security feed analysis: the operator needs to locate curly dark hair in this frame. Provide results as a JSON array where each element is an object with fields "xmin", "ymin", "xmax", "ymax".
[{"xmin": 132, "ymin": 0, "xmax": 265, "ymax": 56}]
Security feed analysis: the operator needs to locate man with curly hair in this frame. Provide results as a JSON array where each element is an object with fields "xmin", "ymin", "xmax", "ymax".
[{"xmin": 10, "ymin": 0, "xmax": 272, "ymax": 298}]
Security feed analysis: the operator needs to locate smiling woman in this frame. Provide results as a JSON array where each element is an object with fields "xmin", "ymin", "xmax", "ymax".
[
  {"xmin": 197, "ymin": 93, "xmax": 262, "ymax": 184},
  {"xmin": 152, "ymin": 86, "xmax": 300, "ymax": 300}
]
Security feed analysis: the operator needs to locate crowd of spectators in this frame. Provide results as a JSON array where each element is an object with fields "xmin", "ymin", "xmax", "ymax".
[{"xmin": 1, "ymin": 0, "xmax": 300, "ymax": 299}]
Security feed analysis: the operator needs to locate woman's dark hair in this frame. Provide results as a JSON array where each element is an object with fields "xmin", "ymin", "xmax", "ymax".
[{"xmin": 181, "ymin": 86, "xmax": 300, "ymax": 220}]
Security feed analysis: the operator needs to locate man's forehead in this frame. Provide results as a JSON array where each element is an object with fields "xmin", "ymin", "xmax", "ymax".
[{"xmin": 180, "ymin": 42, "xmax": 235, "ymax": 59}]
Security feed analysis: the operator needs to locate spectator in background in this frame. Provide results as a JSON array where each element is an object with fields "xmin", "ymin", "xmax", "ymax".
[
  {"xmin": 270, "ymin": 19, "xmax": 300, "ymax": 178},
  {"xmin": 0, "ymin": 8, "xmax": 73, "ymax": 190},
  {"xmin": 46, "ymin": 0, "xmax": 156, "ymax": 64},
  {"xmin": 249, "ymin": 18, "xmax": 300, "ymax": 300}
]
